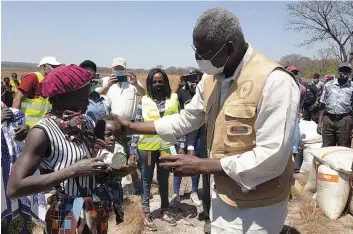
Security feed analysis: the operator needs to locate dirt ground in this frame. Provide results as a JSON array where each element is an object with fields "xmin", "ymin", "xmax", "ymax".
[
  {"xmin": 117, "ymin": 175, "xmax": 353, "ymax": 234},
  {"xmin": 32, "ymin": 173, "xmax": 353, "ymax": 234}
]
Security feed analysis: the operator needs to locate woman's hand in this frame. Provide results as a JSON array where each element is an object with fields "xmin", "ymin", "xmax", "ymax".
[
  {"xmin": 106, "ymin": 164, "xmax": 137, "ymax": 177},
  {"xmin": 72, "ymin": 158, "xmax": 107, "ymax": 177},
  {"xmin": 1, "ymin": 108, "xmax": 13, "ymax": 123},
  {"xmin": 14, "ymin": 124, "xmax": 30, "ymax": 141}
]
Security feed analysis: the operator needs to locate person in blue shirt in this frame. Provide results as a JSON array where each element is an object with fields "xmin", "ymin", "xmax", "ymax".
[
  {"xmin": 318, "ymin": 63, "xmax": 353, "ymax": 147},
  {"xmin": 79, "ymin": 60, "xmax": 111, "ymax": 123}
]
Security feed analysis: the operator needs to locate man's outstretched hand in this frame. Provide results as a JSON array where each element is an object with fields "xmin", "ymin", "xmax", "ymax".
[
  {"xmin": 115, "ymin": 115, "xmax": 156, "ymax": 135},
  {"xmin": 115, "ymin": 115, "xmax": 132, "ymax": 134},
  {"xmin": 159, "ymin": 154, "xmax": 204, "ymax": 176}
]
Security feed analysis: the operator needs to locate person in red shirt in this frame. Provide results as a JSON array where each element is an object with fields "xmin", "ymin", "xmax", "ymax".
[{"xmin": 12, "ymin": 56, "xmax": 62, "ymax": 109}]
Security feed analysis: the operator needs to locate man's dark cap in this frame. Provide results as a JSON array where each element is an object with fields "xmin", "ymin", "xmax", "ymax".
[
  {"xmin": 188, "ymin": 69, "xmax": 203, "ymax": 75},
  {"xmin": 79, "ymin": 60, "xmax": 97, "ymax": 73},
  {"xmin": 338, "ymin": 62, "xmax": 352, "ymax": 71}
]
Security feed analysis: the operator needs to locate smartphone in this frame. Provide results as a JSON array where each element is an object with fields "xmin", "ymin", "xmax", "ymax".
[
  {"xmin": 117, "ymin": 76, "xmax": 128, "ymax": 82},
  {"xmin": 186, "ymin": 74, "xmax": 198, "ymax": 82},
  {"xmin": 91, "ymin": 79, "xmax": 103, "ymax": 88},
  {"xmin": 114, "ymin": 70, "xmax": 128, "ymax": 83}
]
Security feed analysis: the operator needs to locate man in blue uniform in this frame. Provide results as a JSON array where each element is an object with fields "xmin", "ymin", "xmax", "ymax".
[{"xmin": 318, "ymin": 63, "xmax": 353, "ymax": 147}]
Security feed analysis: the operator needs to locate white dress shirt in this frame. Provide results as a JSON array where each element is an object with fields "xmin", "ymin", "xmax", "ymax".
[
  {"xmin": 101, "ymin": 78, "xmax": 143, "ymax": 121},
  {"xmin": 154, "ymin": 44, "xmax": 300, "ymax": 233}
]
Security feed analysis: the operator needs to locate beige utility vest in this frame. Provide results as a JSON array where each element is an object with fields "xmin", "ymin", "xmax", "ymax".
[{"xmin": 204, "ymin": 51, "xmax": 295, "ymax": 208}]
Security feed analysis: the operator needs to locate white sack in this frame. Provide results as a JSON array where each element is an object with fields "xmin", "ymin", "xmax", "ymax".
[
  {"xmin": 300, "ymin": 143, "xmax": 322, "ymax": 173},
  {"xmin": 299, "ymin": 120, "xmax": 322, "ymax": 144},
  {"xmin": 316, "ymin": 165, "xmax": 350, "ymax": 220},
  {"xmin": 310, "ymin": 146, "xmax": 353, "ymax": 173}
]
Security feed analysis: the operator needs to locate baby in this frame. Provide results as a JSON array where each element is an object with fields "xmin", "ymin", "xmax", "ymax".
[{"xmin": 94, "ymin": 115, "xmax": 127, "ymax": 225}]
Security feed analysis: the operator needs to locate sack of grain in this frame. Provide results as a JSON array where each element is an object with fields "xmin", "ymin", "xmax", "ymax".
[
  {"xmin": 299, "ymin": 120, "xmax": 322, "ymax": 144},
  {"xmin": 316, "ymin": 164, "xmax": 350, "ymax": 220},
  {"xmin": 300, "ymin": 143, "xmax": 322, "ymax": 173},
  {"xmin": 304, "ymin": 160, "xmax": 319, "ymax": 193},
  {"xmin": 304, "ymin": 146, "xmax": 353, "ymax": 193},
  {"xmin": 310, "ymin": 146, "xmax": 353, "ymax": 171}
]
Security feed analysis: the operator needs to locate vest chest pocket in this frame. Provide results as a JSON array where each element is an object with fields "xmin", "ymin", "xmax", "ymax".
[{"xmin": 223, "ymin": 104, "xmax": 257, "ymax": 149}]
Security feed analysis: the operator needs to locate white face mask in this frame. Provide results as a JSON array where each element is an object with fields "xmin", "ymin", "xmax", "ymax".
[
  {"xmin": 195, "ymin": 43, "xmax": 230, "ymax": 76},
  {"xmin": 196, "ymin": 58, "xmax": 229, "ymax": 75}
]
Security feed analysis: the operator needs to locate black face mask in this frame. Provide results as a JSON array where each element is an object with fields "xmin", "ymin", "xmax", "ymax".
[
  {"xmin": 151, "ymin": 84, "xmax": 165, "ymax": 100},
  {"xmin": 338, "ymin": 72, "xmax": 349, "ymax": 84},
  {"xmin": 187, "ymin": 82, "xmax": 197, "ymax": 95}
]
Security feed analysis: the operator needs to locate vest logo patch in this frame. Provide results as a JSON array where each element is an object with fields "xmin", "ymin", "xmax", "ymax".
[
  {"xmin": 230, "ymin": 126, "xmax": 249, "ymax": 134},
  {"xmin": 236, "ymin": 80, "xmax": 253, "ymax": 99}
]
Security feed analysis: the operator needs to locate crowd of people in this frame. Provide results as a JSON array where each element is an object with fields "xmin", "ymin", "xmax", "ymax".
[
  {"xmin": 288, "ymin": 63, "xmax": 353, "ymax": 177},
  {"xmin": 1, "ymin": 55, "xmax": 208, "ymax": 233},
  {"xmin": 1, "ymin": 6, "xmax": 353, "ymax": 234}
]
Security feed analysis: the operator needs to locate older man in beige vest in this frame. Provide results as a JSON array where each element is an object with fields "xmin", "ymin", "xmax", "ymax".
[{"xmin": 118, "ymin": 8, "xmax": 300, "ymax": 234}]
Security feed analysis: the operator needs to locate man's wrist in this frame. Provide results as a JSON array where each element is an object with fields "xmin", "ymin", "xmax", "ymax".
[{"xmin": 199, "ymin": 158, "xmax": 223, "ymax": 174}]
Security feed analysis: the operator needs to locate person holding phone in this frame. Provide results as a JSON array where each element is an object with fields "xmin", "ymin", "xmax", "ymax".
[
  {"xmin": 80, "ymin": 60, "xmax": 112, "ymax": 123},
  {"xmin": 97, "ymin": 57, "xmax": 145, "ymax": 120}
]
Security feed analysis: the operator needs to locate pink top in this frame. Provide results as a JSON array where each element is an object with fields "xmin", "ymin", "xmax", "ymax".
[{"xmin": 298, "ymin": 83, "xmax": 306, "ymax": 109}]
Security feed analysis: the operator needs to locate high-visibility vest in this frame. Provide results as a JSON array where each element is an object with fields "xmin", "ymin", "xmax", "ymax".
[
  {"xmin": 20, "ymin": 72, "xmax": 52, "ymax": 127},
  {"xmin": 137, "ymin": 93, "xmax": 179, "ymax": 151}
]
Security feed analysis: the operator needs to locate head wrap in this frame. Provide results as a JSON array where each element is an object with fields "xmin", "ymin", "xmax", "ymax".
[
  {"xmin": 313, "ymin": 73, "xmax": 320, "ymax": 79},
  {"xmin": 286, "ymin": 66, "xmax": 298, "ymax": 73},
  {"xmin": 42, "ymin": 64, "xmax": 93, "ymax": 98},
  {"xmin": 324, "ymin": 75, "xmax": 334, "ymax": 82}
]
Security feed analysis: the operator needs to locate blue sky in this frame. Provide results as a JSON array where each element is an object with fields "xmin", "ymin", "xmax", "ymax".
[{"xmin": 2, "ymin": 1, "xmax": 325, "ymax": 69}]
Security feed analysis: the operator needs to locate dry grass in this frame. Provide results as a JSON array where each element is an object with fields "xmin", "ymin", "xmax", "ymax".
[
  {"xmin": 287, "ymin": 195, "xmax": 331, "ymax": 234},
  {"xmin": 110, "ymin": 195, "xmax": 144, "ymax": 234},
  {"xmin": 290, "ymin": 173, "xmax": 309, "ymax": 199},
  {"xmin": 32, "ymin": 219, "xmax": 44, "ymax": 233},
  {"xmin": 298, "ymin": 196, "xmax": 325, "ymax": 224}
]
